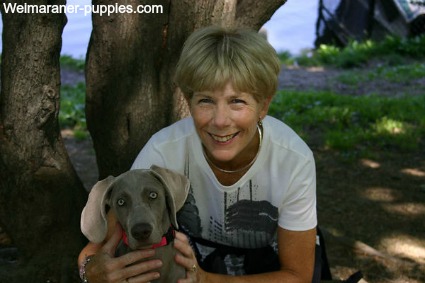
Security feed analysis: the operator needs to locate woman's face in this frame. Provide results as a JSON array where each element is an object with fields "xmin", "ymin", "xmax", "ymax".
[{"xmin": 188, "ymin": 82, "xmax": 270, "ymax": 169}]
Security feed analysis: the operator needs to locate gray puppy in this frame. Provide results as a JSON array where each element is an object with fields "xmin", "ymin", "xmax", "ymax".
[{"xmin": 81, "ymin": 165, "xmax": 190, "ymax": 282}]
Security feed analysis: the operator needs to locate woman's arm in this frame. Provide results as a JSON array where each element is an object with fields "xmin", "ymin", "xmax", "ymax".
[
  {"xmin": 277, "ymin": 227, "xmax": 316, "ymax": 282},
  {"xmin": 174, "ymin": 227, "xmax": 316, "ymax": 283}
]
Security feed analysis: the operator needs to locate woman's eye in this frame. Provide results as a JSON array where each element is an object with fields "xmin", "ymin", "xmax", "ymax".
[
  {"xmin": 198, "ymin": 98, "xmax": 213, "ymax": 104},
  {"xmin": 231, "ymin": 99, "xmax": 245, "ymax": 104},
  {"xmin": 149, "ymin": 192, "xmax": 158, "ymax": 199},
  {"xmin": 117, "ymin": 199, "xmax": 125, "ymax": 206}
]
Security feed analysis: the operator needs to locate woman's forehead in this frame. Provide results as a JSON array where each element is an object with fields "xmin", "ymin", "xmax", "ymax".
[{"xmin": 193, "ymin": 82, "xmax": 252, "ymax": 96}]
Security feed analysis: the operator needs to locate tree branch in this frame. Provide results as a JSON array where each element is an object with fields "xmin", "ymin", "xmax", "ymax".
[{"xmin": 235, "ymin": 0, "xmax": 287, "ymax": 30}]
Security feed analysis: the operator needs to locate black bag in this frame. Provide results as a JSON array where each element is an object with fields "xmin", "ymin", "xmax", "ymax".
[
  {"xmin": 190, "ymin": 228, "xmax": 333, "ymax": 283},
  {"xmin": 190, "ymin": 236, "xmax": 280, "ymax": 275}
]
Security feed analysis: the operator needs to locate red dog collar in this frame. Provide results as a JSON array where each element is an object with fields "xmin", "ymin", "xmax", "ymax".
[{"xmin": 122, "ymin": 226, "xmax": 175, "ymax": 249}]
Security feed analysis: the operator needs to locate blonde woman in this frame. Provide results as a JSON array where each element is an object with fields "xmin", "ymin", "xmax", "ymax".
[{"xmin": 79, "ymin": 26, "xmax": 319, "ymax": 283}]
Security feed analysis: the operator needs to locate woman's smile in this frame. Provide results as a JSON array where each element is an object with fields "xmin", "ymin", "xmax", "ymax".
[{"xmin": 209, "ymin": 132, "xmax": 239, "ymax": 144}]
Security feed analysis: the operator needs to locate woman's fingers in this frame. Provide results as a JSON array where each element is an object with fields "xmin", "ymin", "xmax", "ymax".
[
  {"xmin": 174, "ymin": 232, "xmax": 192, "ymax": 257},
  {"xmin": 87, "ymin": 248, "xmax": 161, "ymax": 282},
  {"xmin": 175, "ymin": 231, "xmax": 189, "ymax": 242},
  {"xmin": 86, "ymin": 223, "xmax": 163, "ymax": 283},
  {"xmin": 122, "ymin": 259, "xmax": 162, "ymax": 282},
  {"xmin": 174, "ymin": 232, "xmax": 201, "ymax": 283}
]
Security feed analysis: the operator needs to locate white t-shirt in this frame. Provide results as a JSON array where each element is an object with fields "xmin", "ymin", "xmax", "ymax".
[{"xmin": 131, "ymin": 116, "xmax": 317, "ymax": 273}]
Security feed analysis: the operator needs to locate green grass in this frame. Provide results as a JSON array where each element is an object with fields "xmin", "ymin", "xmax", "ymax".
[
  {"xmin": 285, "ymin": 35, "xmax": 425, "ymax": 69},
  {"xmin": 335, "ymin": 62, "xmax": 425, "ymax": 86},
  {"xmin": 269, "ymin": 91, "xmax": 425, "ymax": 154},
  {"xmin": 273, "ymin": 35, "xmax": 425, "ymax": 156},
  {"xmin": 58, "ymin": 55, "xmax": 87, "ymax": 139}
]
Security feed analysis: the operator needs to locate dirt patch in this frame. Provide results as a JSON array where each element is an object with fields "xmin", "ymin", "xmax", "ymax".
[
  {"xmin": 61, "ymin": 129, "xmax": 98, "ymax": 190},
  {"xmin": 61, "ymin": 67, "xmax": 85, "ymax": 86},
  {"xmin": 279, "ymin": 65, "xmax": 425, "ymax": 97},
  {"xmin": 315, "ymin": 148, "xmax": 425, "ymax": 282}
]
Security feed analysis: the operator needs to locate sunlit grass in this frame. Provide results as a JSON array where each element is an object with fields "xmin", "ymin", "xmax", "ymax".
[
  {"xmin": 269, "ymin": 91, "xmax": 425, "ymax": 153},
  {"xmin": 284, "ymin": 35, "xmax": 425, "ymax": 69}
]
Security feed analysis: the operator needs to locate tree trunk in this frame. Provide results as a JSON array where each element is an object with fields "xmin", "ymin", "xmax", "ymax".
[
  {"xmin": 86, "ymin": 0, "xmax": 286, "ymax": 178},
  {"xmin": 0, "ymin": 1, "xmax": 88, "ymax": 281}
]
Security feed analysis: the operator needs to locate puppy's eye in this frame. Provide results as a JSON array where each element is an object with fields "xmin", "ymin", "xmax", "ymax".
[
  {"xmin": 117, "ymin": 198, "xmax": 125, "ymax": 206},
  {"xmin": 149, "ymin": 192, "xmax": 158, "ymax": 199}
]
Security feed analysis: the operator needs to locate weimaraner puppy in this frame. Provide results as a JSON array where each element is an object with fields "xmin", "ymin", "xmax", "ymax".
[{"xmin": 81, "ymin": 165, "xmax": 190, "ymax": 282}]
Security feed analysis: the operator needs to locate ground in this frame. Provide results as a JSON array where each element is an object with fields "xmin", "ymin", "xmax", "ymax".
[
  {"xmin": 279, "ymin": 65, "xmax": 425, "ymax": 282},
  {"xmin": 1, "ymin": 65, "xmax": 424, "ymax": 282}
]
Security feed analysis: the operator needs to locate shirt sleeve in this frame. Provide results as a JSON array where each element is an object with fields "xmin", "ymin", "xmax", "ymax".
[
  {"xmin": 278, "ymin": 151, "xmax": 317, "ymax": 231},
  {"xmin": 130, "ymin": 137, "xmax": 166, "ymax": 170}
]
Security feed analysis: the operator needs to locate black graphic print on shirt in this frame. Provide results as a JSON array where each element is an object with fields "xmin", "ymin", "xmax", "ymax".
[
  {"xmin": 177, "ymin": 179, "xmax": 279, "ymax": 275},
  {"xmin": 177, "ymin": 185, "xmax": 202, "ymax": 237},
  {"xmin": 221, "ymin": 180, "xmax": 278, "ymax": 248},
  {"xmin": 178, "ymin": 179, "xmax": 278, "ymax": 249},
  {"xmin": 226, "ymin": 199, "xmax": 278, "ymax": 232}
]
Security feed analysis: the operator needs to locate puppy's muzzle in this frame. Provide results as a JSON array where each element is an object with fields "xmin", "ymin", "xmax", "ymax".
[{"xmin": 131, "ymin": 223, "xmax": 153, "ymax": 241}]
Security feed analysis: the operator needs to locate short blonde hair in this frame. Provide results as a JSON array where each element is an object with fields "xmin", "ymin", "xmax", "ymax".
[{"xmin": 174, "ymin": 26, "xmax": 281, "ymax": 102}]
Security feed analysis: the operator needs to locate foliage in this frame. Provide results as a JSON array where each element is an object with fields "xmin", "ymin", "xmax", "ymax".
[
  {"xmin": 269, "ymin": 91, "xmax": 425, "ymax": 154},
  {"xmin": 285, "ymin": 35, "xmax": 425, "ymax": 69},
  {"xmin": 59, "ymin": 83, "xmax": 88, "ymax": 139},
  {"xmin": 277, "ymin": 50, "xmax": 294, "ymax": 65},
  {"xmin": 60, "ymin": 54, "xmax": 85, "ymax": 71},
  {"xmin": 57, "ymin": 55, "xmax": 88, "ymax": 138}
]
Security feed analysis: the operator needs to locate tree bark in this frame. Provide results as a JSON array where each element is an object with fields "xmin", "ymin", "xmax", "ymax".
[
  {"xmin": 87, "ymin": 0, "xmax": 286, "ymax": 179},
  {"xmin": 0, "ymin": 1, "xmax": 87, "ymax": 281}
]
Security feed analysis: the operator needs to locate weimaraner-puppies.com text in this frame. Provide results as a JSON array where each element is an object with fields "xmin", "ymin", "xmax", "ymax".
[{"xmin": 81, "ymin": 165, "xmax": 190, "ymax": 282}]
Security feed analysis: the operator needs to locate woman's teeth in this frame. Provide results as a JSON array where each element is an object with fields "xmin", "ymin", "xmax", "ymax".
[{"xmin": 211, "ymin": 133, "xmax": 236, "ymax": 142}]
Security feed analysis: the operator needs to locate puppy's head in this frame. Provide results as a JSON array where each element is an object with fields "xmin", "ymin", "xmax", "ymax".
[
  {"xmin": 110, "ymin": 170, "xmax": 170, "ymax": 249},
  {"xmin": 81, "ymin": 165, "xmax": 190, "ymax": 247}
]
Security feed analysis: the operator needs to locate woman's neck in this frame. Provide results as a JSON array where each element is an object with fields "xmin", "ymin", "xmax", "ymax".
[{"xmin": 204, "ymin": 125, "xmax": 263, "ymax": 186}]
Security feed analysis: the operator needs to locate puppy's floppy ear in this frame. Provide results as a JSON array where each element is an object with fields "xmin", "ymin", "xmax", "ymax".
[
  {"xmin": 150, "ymin": 165, "xmax": 190, "ymax": 229},
  {"xmin": 81, "ymin": 176, "xmax": 115, "ymax": 243}
]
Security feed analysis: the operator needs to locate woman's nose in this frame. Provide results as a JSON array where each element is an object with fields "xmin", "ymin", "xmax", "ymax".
[{"xmin": 212, "ymin": 104, "xmax": 231, "ymax": 127}]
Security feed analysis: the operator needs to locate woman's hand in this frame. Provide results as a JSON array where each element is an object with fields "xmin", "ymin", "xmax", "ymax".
[
  {"xmin": 85, "ymin": 224, "xmax": 163, "ymax": 283},
  {"xmin": 174, "ymin": 232, "xmax": 204, "ymax": 283}
]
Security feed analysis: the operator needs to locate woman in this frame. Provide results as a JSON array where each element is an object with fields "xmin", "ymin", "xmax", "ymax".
[{"xmin": 79, "ymin": 26, "xmax": 318, "ymax": 283}]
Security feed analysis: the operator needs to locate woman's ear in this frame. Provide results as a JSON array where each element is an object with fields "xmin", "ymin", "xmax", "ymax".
[{"xmin": 259, "ymin": 96, "xmax": 273, "ymax": 118}]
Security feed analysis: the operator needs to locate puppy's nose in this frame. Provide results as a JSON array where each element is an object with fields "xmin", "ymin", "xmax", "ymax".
[{"xmin": 131, "ymin": 223, "xmax": 153, "ymax": 240}]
